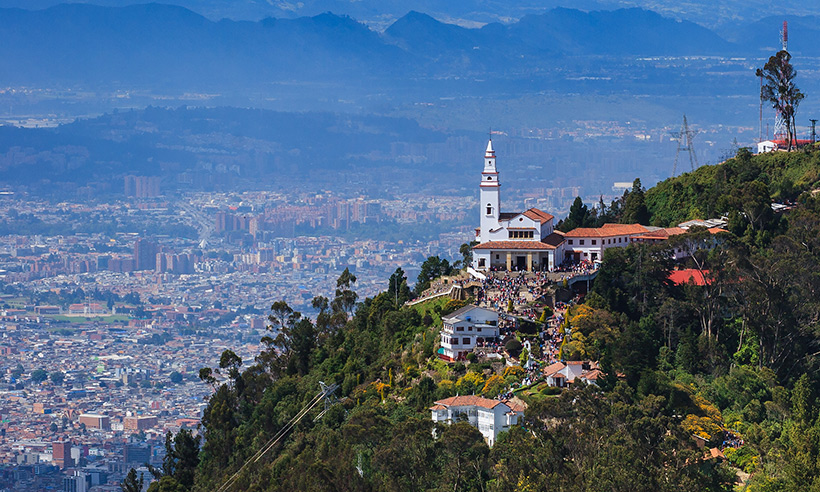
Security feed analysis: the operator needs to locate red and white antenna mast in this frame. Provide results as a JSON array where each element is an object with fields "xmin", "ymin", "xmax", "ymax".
[
  {"xmin": 773, "ymin": 20, "xmax": 789, "ymax": 141},
  {"xmin": 781, "ymin": 20, "xmax": 788, "ymax": 51}
]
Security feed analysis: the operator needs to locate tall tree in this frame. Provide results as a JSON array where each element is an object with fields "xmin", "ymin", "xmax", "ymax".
[
  {"xmin": 151, "ymin": 429, "xmax": 200, "ymax": 492},
  {"xmin": 415, "ymin": 256, "xmax": 452, "ymax": 296},
  {"xmin": 121, "ymin": 468, "xmax": 144, "ymax": 492},
  {"xmin": 457, "ymin": 241, "xmax": 478, "ymax": 269},
  {"xmin": 332, "ymin": 268, "xmax": 358, "ymax": 316},
  {"xmin": 387, "ymin": 267, "xmax": 411, "ymax": 306},
  {"xmin": 757, "ymin": 50, "xmax": 805, "ymax": 151},
  {"xmin": 621, "ymin": 178, "xmax": 650, "ymax": 225}
]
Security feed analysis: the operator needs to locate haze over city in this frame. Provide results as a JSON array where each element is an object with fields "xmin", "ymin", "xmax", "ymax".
[{"xmin": 1, "ymin": 0, "xmax": 819, "ymax": 490}]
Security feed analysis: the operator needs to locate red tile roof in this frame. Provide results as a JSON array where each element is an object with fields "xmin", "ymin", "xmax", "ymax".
[
  {"xmin": 523, "ymin": 208, "xmax": 555, "ymax": 224},
  {"xmin": 473, "ymin": 240, "xmax": 559, "ymax": 250},
  {"xmin": 542, "ymin": 231, "xmax": 565, "ymax": 247},
  {"xmin": 502, "ymin": 398, "xmax": 527, "ymax": 413},
  {"xmin": 564, "ymin": 223, "xmax": 649, "ymax": 238},
  {"xmin": 638, "ymin": 227, "xmax": 687, "ymax": 240},
  {"xmin": 434, "ymin": 395, "xmax": 504, "ymax": 410},
  {"xmin": 543, "ymin": 361, "xmax": 566, "ymax": 375},
  {"xmin": 498, "ymin": 208, "xmax": 554, "ymax": 224},
  {"xmin": 707, "ymin": 447, "xmax": 726, "ymax": 460},
  {"xmin": 581, "ymin": 369, "xmax": 604, "ymax": 381},
  {"xmin": 668, "ymin": 269, "xmax": 711, "ymax": 286}
]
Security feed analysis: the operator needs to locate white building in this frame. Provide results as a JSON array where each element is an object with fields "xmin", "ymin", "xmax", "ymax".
[
  {"xmin": 438, "ymin": 305, "xmax": 500, "ymax": 362},
  {"xmin": 757, "ymin": 140, "xmax": 778, "ymax": 153},
  {"xmin": 561, "ymin": 223, "xmax": 651, "ymax": 263},
  {"xmin": 543, "ymin": 360, "xmax": 602, "ymax": 387},
  {"xmin": 472, "ymin": 140, "xmax": 565, "ymax": 272},
  {"xmin": 430, "ymin": 395, "xmax": 525, "ymax": 446},
  {"xmin": 469, "ymin": 140, "xmax": 729, "ymax": 271}
]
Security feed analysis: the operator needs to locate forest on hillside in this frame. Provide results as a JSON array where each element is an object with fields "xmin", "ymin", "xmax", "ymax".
[{"xmin": 129, "ymin": 148, "xmax": 820, "ymax": 492}]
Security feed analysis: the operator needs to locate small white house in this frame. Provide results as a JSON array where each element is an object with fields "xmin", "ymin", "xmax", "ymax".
[
  {"xmin": 431, "ymin": 395, "xmax": 526, "ymax": 446},
  {"xmin": 757, "ymin": 140, "xmax": 778, "ymax": 153},
  {"xmin": 438, "ymin": 305, "xmax": 500, "ymax": 362},
  {"xmin": 543, "ymin": 361, "xmax": 601, "ymax": 387}
]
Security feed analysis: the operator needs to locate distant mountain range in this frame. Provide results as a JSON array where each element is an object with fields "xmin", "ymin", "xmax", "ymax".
[
  {"xmin": 0, "ymin": 106, "xmax": 453, "ymax": 190},
  {"xmin": 0, "ymin": 3, "xmax": 810, "ymax": 91},
  {"xmin": 0, "ymin": 0, "xmax": 817, "ymax": 31}
]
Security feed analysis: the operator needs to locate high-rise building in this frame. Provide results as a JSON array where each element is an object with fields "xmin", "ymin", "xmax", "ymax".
[
  {"xmin": 63, "ymin": 471, "xmax": 91, "ymax": 492},
  {"xmin": 125, "ymin": 175, "xmax": 161, "ymax": 198},
  {"xmin": 124, "ymin": 176, "xmax": 137, "ymax": 197},
  {"xmin": 135, "ymin": 176, "xmax": 160, "ymax": 198},
  {"xmin": 134, "ymin": 239, "xmax": 158, "ymax": 271},
  {"xmin": 53, "ymin": 440, "xmax": 71, "ymax": 468},
  {"xmin": 123, "ymin": 444, "xmax": 152, "ymax": 465}
]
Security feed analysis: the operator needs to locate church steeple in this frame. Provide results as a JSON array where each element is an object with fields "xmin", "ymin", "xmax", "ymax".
[
  {"xmin": 479, "ymin": 139, "xmax": 500, "ymax": 243},
  {"xmin": 483, "ymin": 139, "xmax": 497, "ymax": 172}
]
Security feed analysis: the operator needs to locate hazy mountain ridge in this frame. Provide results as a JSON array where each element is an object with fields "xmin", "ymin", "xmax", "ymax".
[
  {"xmin": 0, "ymin": 3, "xmax": 410, "ymax": 89},
  {"xmin": 0, "ymin": 106, "xmax": 454, "ymax": 190},
  {"xmin": 0, "ymin": 3, "xmax": 805, "ymax": 91},
  {"xmin": 0, "ymin": 0, "xmax": 818, "ymax": 30}
]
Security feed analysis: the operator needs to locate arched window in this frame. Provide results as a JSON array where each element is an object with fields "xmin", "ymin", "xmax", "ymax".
[{"xmin": 486, "ymin": 204, "xmax": 493, "ymax": 215}]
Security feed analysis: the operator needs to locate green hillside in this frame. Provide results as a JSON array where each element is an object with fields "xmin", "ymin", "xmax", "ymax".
[
  {"xmin": 647, "ymin": 147, "xmax": 820, "ymax": 227},
  {"xmin": 137, "ymin": 150, "xmax": 820, "ymax": 492}
]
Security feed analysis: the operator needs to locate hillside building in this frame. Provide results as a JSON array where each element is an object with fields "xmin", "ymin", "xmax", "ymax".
[
  {"xmin": 471, "ymin": 140, "xmax": 565, "ymax": 272},
  {"xmin": 469, "ymin": 140, "xmax": 728, "ymax": 271},
  {"xmin": 562, "ymin": 223, "xmax": 650, "ymax": 263},
  {"xmin": 437, "ymin": 305, "xmax": 500, "ymax": 362},
  {"xmin": 431, "ymin": 395, "xmax": 525, "ymax": 447}
]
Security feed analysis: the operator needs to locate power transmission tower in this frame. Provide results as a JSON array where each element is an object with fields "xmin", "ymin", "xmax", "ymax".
[
  {"xmin": 810, "ymin": 119, "xmax": 817, "ymax": 144},
  {"xmin": 314, "ymin": 381, "xmax": 340, "ymax": 421},
  {"xmin": 672, "ymin": 115, "xmax": 699, "ymax": 176}
]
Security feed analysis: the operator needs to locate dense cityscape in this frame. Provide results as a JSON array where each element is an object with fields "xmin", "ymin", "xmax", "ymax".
[
  {"xmin": 3, "ymin": 1, "xmax": 820, "ymax": 490},
  {"xmin": 0, "ymin": 169, "xmax": 611, "ymax": 489}
]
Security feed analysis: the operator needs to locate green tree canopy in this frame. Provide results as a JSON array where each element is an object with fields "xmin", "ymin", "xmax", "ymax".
[{"xmin": 621, "ymin": 178, "xmax": 650, "ymax": 225}]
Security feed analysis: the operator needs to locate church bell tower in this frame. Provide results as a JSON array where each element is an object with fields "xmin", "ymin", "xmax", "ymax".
[{"xmin": 479, "ymin": 139, "xmax": 499, "ymax": 243}]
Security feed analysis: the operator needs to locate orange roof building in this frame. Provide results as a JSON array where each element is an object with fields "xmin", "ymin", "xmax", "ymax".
[
  {"xmin": 472, "ymin": 140, "xmax": 564, "ymax": 272},
  {"xmin": 468, "ymin": 141, "xmax": 729, "ymax": 272},
  {"xmin": 431, "ymin": 395, "xmax": 526, "ymax": 446}
]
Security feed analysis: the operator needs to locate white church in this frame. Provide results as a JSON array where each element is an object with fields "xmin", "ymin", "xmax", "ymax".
[
  {"xmin": 469, "ymin": 140, "xmax": 709, "ymax": 272},
  {"xmin": 471, "ymin": 140, "xmax": 566, "ymax": 272}
]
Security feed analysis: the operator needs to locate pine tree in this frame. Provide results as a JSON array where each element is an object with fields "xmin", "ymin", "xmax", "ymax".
[{"xmin": 621, "ymin": 178, "xmax": 650, "ymax": 225}]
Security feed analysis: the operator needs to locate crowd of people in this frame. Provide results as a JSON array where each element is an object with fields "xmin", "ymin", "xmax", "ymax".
[
  {"xmin": 476, "ymin": 271, "xmax": 551, "ymax": 316},
  {"xmin": 542, "ymin": 311, "xmax": 565, "ymax": 363}
]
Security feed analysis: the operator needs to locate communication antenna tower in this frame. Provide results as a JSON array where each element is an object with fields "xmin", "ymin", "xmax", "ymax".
[
  {"xmin": 781, "ymin": 20, "xmax": 788, "ymax": 51},
  {"xmin": 810, "ymin": 119, "xmax": 817, "ymax": 144},
  {"xmin": 759, "ymin": 75, "xmax": 763, "ymax": 142},
  {"xmin": 671, "ymin": 115, "xmax": 699, "ymax": 176},
  {"xmin": 770, "ymin": 21, "xmax": 790, "ymax": 142}
]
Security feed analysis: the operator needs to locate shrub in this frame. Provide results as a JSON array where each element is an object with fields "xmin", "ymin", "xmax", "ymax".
[{"xmin": 505, "ymin": 339, "xmax": 523, "ymax": 358}]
